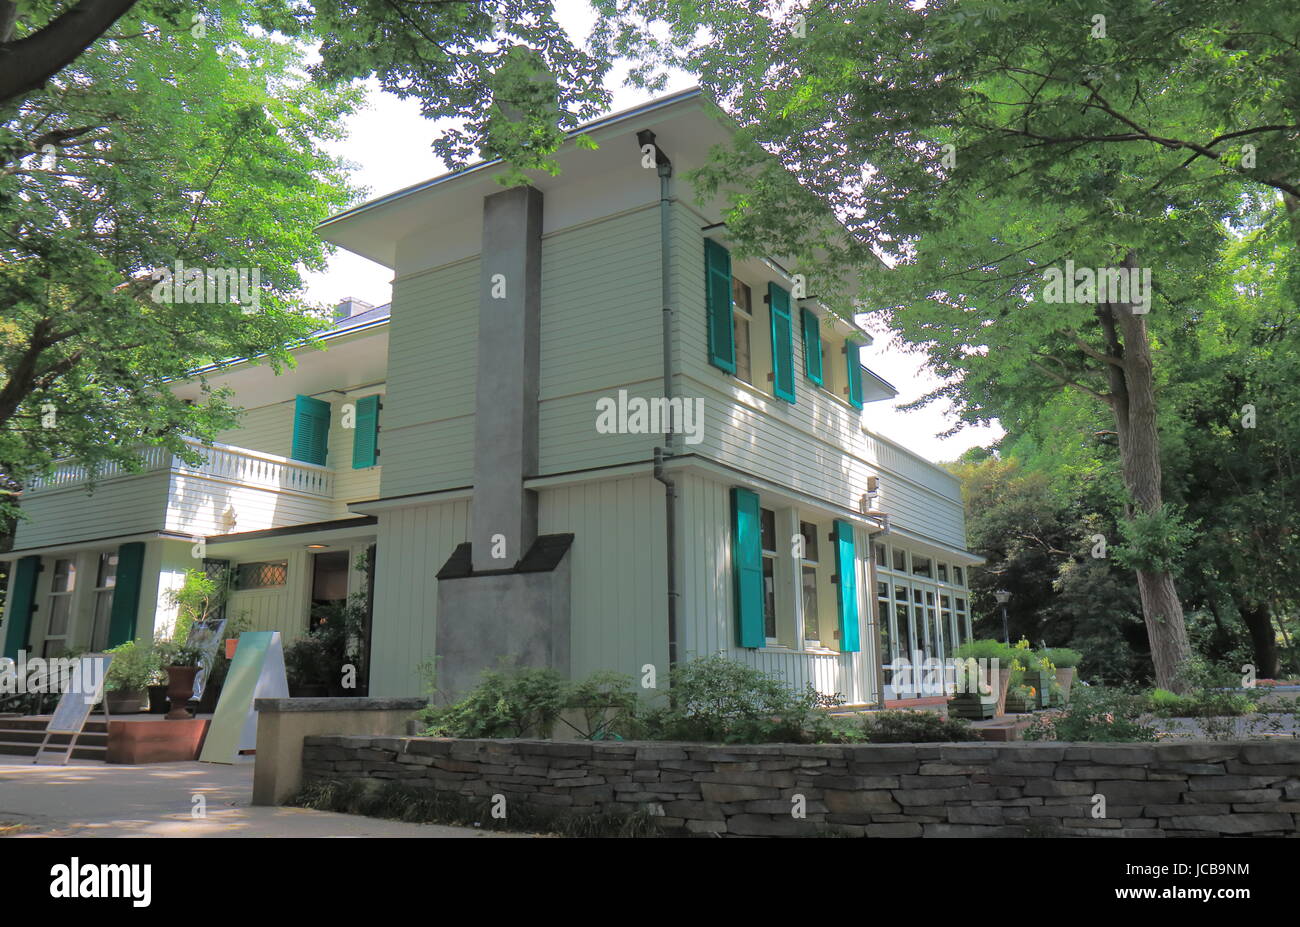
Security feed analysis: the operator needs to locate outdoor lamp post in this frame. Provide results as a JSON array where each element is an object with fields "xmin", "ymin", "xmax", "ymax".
[{"xmin": 994, "ymin": 589, "xmax": 1011, "ymax": 644}]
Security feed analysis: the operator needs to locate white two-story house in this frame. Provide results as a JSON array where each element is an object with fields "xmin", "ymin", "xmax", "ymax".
[{"xmin": 1, "ymin": 89, "xmax": 979, "ymax": 707}]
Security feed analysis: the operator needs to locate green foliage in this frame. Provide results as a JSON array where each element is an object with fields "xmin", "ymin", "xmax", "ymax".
[
  {"xmin": 1, "ymin": 5, "xmax": 363, "ymax": 520},
  {"xmin": 1042, "ymin": 648, "xmax": 1082, "ymax": 669},
  {"xmin": 284, "ymin": 593, "xmax": 367, "ymax": 692},
  {"xmin": 556, "ymin": 670, "xmax": 640, "ymax": 740},
  {"xmin": 104, "ymin": 639, "xmax": 162, "ymax": 692},
  {"xmin": 953, "ymin": 638, "xmax": 1015, "ymax": 666},
  {"xmin": 637, "ymin": 654, "xmax": 826, "ymax": 744},
  {"xmin": 1023, "ymin": 686, "xmax": 1159, "ymax": 743},
  {"xmin": 422, "ymin": 666, "xmax": 569, "ymax": 739},
  {"xmin": 1113, "ymin": 504, "xmax": 1198, "ymax": 575},
  {"xmin": 859, "ymin": 711, "xmax": 981, "ymax": 744},
  {"xmin": 155, "ymin": 569, "xmax": 228, "ymax": 667}
]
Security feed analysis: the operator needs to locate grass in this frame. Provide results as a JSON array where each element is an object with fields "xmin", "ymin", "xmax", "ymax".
[{"xmin": 290, "ymin": 778, "xmax": 665, "ymax": 838}]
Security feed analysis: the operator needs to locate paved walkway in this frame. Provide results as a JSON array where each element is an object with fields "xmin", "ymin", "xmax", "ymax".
[{"xmin": 0, "ymin": 759, "xmax": 503, "ymax": 838}]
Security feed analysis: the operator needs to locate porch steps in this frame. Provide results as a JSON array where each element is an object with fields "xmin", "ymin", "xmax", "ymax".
[{"xmin": 0, "ymin": 717, "xmax": 108, "ymax": 761}]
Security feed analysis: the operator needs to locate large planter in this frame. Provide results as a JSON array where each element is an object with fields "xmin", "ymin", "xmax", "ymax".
[
  {"xmin": 950, "ymin": 667, "xmax": 1012, "ymax": 720},
  {"xmin": 105, "ymin": 688, "xmax": 146, "ymax": 715},
  {"xmin": 164, "ymin": 666, "xmax": 200, "ymax": 720},
  {"xmin": 1025, "ymin": 670, "xmax": 1054, "ymax": 709},
  {"xmin": 1055, "ymin": 667, "xmax": 1076, "ymax": 704},
  {"xmin": 1004, "ymin": 687, "xmax": 1032, "ymax": 714}
]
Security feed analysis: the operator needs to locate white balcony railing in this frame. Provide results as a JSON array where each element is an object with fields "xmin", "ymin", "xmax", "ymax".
[{"xmin": 24, "ymin": 438, "xmax": 334, "ymax": 498}]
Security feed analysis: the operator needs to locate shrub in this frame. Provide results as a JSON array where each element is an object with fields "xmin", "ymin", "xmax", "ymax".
[
  {"xmin": 556, "ymin": 670, "xmax": 640, "ymax": 740},
  {"xmin": 1022, "ymin": 685, "xmax": 1158, "ymax": 742},
  {"xmin": 638, "ymin": 655, "xmax": 825, "ymax": 744},
  {"xmin": 953, "ymin": 639, "xmax": 1016, "ymax": 664},
  {"xmin": 422, "ymin": 666, "xmax": 569, "ymax": 738},
  {"xmin": 860, "ymin": 710, "xmax": 981, "ymax": 743},
  {"xmin": 1043, "ymin": 648, "xmax": 1082, "ymax": 669},
  {"xmin": 284, "ymin": 593, "xmax": 367, "ymax": 691},
  {"xmin": 104, "ymin": 639, "xmax": 161, "ymax": 692}
]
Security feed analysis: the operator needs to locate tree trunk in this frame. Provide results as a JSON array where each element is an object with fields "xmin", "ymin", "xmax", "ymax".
[
  {"xmin": 1097, "ymin": 251, "xmax": 1193, "ymax": 691},
  {"xmin": 1240, "ymin": 601, "xmax": 1279, "ymax": 680}
]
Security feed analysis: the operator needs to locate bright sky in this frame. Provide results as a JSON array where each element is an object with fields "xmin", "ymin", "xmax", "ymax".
[{"xmin": 300, "ymin": 0, "xmax": 1002, "ymax": 464}]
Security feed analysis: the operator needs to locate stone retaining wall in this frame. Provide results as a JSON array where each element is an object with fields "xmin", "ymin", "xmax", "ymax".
[{"xmin": 300, "ymin": 736, "xmax": 1300, "ymax": 836}]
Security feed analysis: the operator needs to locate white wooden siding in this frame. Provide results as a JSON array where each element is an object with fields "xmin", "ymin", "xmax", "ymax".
[{"xmin": 12, "ymin": 472, "xmax": 171, "ymax": 550}]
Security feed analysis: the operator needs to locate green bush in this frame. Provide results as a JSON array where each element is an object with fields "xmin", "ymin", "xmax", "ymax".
[
  {"xmin": 860, "ymin": 710, "xmax": 981, "ymax": 743},
  {"xmin": 422, "ymin": 665, "xmax": 569, "ymax": 739},
  {"xmin": 953, "ymin": 639, "xmax": 1015, "ymax": 664},
  {"xmin": 639, "ymin": 655, "xmax": 824, "ymax": 744},
  {"xmin": 1023, "ymin": 685, "xmax": 1158, "ymax": 742},
  {"xmin": 1042, "ymin": 648, "xmax": 1082, "ymax": 669},
  {"xmin": 104, "ymin": 639, "xmax": 161, "ymax": 692}
]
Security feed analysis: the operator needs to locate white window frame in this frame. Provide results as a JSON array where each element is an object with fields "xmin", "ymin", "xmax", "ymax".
[
  {"xmin": 89, "ymin": 551, "xmax": 118, "ymax": 652},
  {"xmin": 44, "ymin": 557, "xmax": 77, "ymax": 657}
]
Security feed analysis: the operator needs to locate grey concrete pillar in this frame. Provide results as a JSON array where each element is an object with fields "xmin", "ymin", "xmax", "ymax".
[{"xmin": 471, "ymin": 185, "xmax": 543, "ymax": 572}]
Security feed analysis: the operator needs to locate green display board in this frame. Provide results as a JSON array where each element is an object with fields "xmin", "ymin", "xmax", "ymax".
[{"xmin": 198, "ymin": 631, "xmax": 287, "ymax": 764}]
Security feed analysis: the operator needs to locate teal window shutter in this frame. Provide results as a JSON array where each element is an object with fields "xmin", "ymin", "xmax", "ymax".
[
  {"xmin": 768, "ymin": 283, "xmax": 795, "ymax": 403},
  {"xmin": 107, "ymin": 542, "xmax": 146, "ymax": 649},
  {"xmin": 833, "ymin": 520, "xmax": 861, "ymax": 652},
  {"xmin": 801, "ymin": 308, "xmax": 823, "ymax": 385},
  {"xmin": 704, "ymin": 239, "xmax": 736, "ymax": 373},
  {"xmin": 2, "ymin": 556, "xmax": 41, "ymax": 659},
  {"xmin": 291, "ymin": 395, "xmax": 331, "ymax": 465},
  {"xmin": 352, "ymin": 395, "xmax": 381, "ymax": 469},
  {"xmin": 730, "ymin": 487, "xmax": 766, "ymax": 648},
  {"xmin": 846, "ymin": 339, "xmax": 864, "ymax": 409}
]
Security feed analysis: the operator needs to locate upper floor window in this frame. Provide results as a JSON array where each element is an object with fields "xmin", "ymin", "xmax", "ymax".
[{"xmin": 732, "ymin": 278, "xmax": 753, "ymax": 385}]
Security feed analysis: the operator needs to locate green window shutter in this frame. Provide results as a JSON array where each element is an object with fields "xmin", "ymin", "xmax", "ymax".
[
  {"xmin": 704, "ymin": 239, "xmax": 736, "ymax": 373},
  {"xmin": 730, "ymin": 487, "xmax": 766, "ymax": 648},
  {"xmin": 352, "ymin": 395, "xmax": 381, "ymax": 469},
  {"xmin": 846, "ymin": 339, "xmax": 864, "ymax": 409},
  {"xmin": 107, "ymin": 542, "xmax": 146, "ymax": 649},
  {"xmin": 291, "ymin": 395, "xmax": 331, "ymax": 466},
  {"xmin": 2, "ymin": 556, "xmax": 41, "ymax": 659},
  {"xmin": 768, "ymin": 283, "xmax": 795, "ymax": 403},
  {"xmin": 801, "ymin": 308, "xmax": 823, "ymax": 385},
  {"xmin": 833, "ymin": 520, "xmax": 861, "ymax": 653}
]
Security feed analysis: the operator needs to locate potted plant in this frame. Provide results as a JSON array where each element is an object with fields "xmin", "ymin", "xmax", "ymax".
[
  {"xmin": 103, "ymin": 639, "xmax": 158, "ymax": 714},
  {"xmin": 1011, "ymin": 639, "xmax": 1055, "ymax": 709},
  {"xmin": 1043, "ymin": 647, "xmax": 1082, "ymax": 704},
  {"xmin": 154, "ymin": 637, "xmax": 206, "ymax": 719},
  {"xmin": 285, "ymin": 592, "xmax": 367, "ymax": 697},
  {"xmin": 950, "ymin": 639, "xmax": 1016, "ymax": 719},
  {"xmin": 158, "ymin": 569, "xmax": 227, "ymax": 720}
]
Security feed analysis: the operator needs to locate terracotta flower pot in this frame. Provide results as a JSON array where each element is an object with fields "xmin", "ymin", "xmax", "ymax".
[
  {"xmin": 164, "ymin": 665, "xmax": 200, "ymax": 720},
  {"xmin": 1055, "ymin": 667, "xmax": 1076, "ymax": 704}
]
